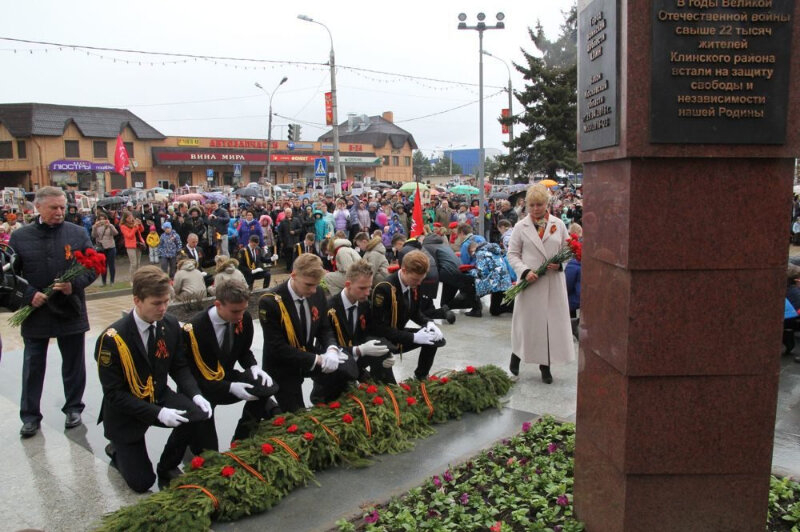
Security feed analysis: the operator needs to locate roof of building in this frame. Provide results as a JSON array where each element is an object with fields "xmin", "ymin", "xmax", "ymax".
[
  {"xmin": 0, "ymin": 103, "xmax": 166, "ymax": 139},
  {"xmin": 318, "ymin": 114, "xmax": 417, "ymax": 150}
]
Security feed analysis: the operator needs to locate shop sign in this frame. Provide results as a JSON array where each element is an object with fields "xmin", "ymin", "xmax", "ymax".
[
  {"xmin": 48, "ymin": 159, "xmax": 116, "ymax": 172},
  {"xmin": 178, "ymin": 138, "xmax": 200, "ymax": 146},
  {"xmin": 209, "ymin": 139, "xmax": 269, "ymax": 149}
]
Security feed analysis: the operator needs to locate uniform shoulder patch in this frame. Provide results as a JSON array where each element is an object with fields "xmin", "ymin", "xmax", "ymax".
[
  {"xmin": 373, "ymin": 292, "xmax": 385, "ymax": 307},
  {"xmin": 98, "ymin": 349, "xmax": 112, "ymax": 367}
]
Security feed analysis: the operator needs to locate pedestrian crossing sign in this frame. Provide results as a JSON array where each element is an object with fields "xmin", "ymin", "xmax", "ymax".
[{"xmin": 314, "ymin": 158, "xmax": 328, "ymax": 178}]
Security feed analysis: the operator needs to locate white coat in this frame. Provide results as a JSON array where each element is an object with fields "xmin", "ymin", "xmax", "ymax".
[{"xmin": 507, "ymin": 214, "xmax": 575, "ymax": 366}]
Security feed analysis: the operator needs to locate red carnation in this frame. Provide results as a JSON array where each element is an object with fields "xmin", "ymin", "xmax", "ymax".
[
  {"xmin": 406, "ymin": 397, "xmax": 417, "ymax": 406},
  {"xmin": 342, "ymin": 413, "xmax": 354, "ymax": 423},
  {"xmin": 230, "ymin": 440, "xmax": 238, "ymax": 449},
  {"xmin": 429, "ymin": 375, "xmax": 440, "ymax": 381},
  {"xmin": 372, "ymin": 396, "xmax": 384, "ymax": 406},
  {"xmin": 358, "ymin": 383, "xmax": 368, "ymax": 390},
  {"xmin": 399, "ymin": 383, "xmax": 411, "ymax": 391},
  {"xmin": 273, "ymin": 416, "xmax": 286, "ymax": 426},
  {"xmin": 261, "ymin": 443, "xmax": 274, "ymax": 455},
  {"xmin": 190, "ymin": 456, "xmax": 205, "ymax": 469},
  {"xmin": 466, "ymin": 366, "xmax": 476, "ymax": 374},
  {"xmin": 328, "ymin": 401, "xmax": 341, "ymax": 409},
  {"xmin": 366, "ymin": 385, "xmax": 378, "ymax": 394},
  {"xmin": 303, "ymin": 432, "xmax": 314, "ymax": 442},
  {"xmin": 287, "ymin": 424, "xmax": 298, "ymax": 433},
  {"xmin": 221, "ymin": 465, "xmax": 235, "ymax": 477},
  {"xmin": 440, "ymin": 377, "xmax": 449, "ymax": 384}
]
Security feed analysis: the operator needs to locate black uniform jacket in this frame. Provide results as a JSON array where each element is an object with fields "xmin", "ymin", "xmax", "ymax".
[
  {"xmin": 370, "ymin": 272, "xmax": 429, "ymax": 347},
  {"xmin": 181, "ymin": 308, "xmax": 258, "ymax": 404},
  {"xmin": 95, "ymin": 312, "xmax": 201, "ymax": 444},
  {"xmin": 258, "ymin": 281, "xmax": 335, "ymax": 382}
]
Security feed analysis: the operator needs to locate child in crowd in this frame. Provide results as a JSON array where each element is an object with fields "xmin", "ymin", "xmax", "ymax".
[
  {"xmin": 498, "ymin": 219, "xmax": 513, "ymax": 252},
  {"xmin": 145, "ymin": 224, "xmax": 160, "ymax": 264}
]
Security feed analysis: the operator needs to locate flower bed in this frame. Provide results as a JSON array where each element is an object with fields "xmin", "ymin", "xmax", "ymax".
[
  {"xmin": 339, "ymin": 418, "xmax": 800, "ymax": 532},
  {"xmin": 96, "ymin": 365, "xmax": 513, "ymax": 531}
]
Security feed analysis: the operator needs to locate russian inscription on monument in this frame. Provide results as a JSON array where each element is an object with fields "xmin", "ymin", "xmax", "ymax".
[
  {"xmin": 651, "ymin": 0, "xmax": 794, "ymax": 144},
  {"xmin": 578, "ymin": 0, "xmax": 619, "ymax": 151}
]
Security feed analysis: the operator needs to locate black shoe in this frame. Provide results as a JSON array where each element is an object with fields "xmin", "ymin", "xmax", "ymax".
[
  {"xmin": 414, "ymin": 371, "xmax": 428, "ymax": 381},
  {"xmin": 156, "ymin": 465, "xmax": 183, "ymax": 488},
  {"xmin": 539, "ymin": 365, "xmax": 553, "ymax": 384},
  {"xmin": 105, "ymin": 443, "xmax": 118, "ymax": 469},
  {"xmin": 65, "ymin": 412, "xmax": 82, "ymax": 429},
  {"xmin": 465, "ymin": 308, "xmax": 482, "ymax": 317},
  {"xmin": 20, "ymin": 421, "xmax": 40, "ymax": 438},
  {"xmin": 509, "ymin": 354, "xmax": 520, "ymax": 376},
  {"xmin": 445, "ymin": 310, "xmax": 456, "ymax": 324}
]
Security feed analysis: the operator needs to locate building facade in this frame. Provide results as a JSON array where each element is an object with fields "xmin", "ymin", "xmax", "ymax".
[{"xmin": 0, "ymin": 103, "xmax": 392, "ymax": 193}]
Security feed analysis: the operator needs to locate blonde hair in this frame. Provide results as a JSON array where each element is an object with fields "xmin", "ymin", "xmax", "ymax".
[
  {"xmin": 568, "ymin": 223, "xmax": 583, "ymax": 237},
  {"xmin": 526, "ymin": 184, "xmax": 551, "ymax": 205},
  {"xmin": 401, "ymin": 250, "xmax": 429, "ymax": 275},
  {"xmin": 292, "ymin": 253, "xmax": 325, "ymax": 280}
]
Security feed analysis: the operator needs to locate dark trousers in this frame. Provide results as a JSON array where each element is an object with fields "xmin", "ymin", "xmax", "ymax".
[
  {"xmin": 246, "ymin": 269, "xmax": 271, "ymax": 290},
  {"xmin": 489, "ymin": 292, "xmax": 514, "ymax": 315},
  {"xmin": 398, "ymin": 328, "xmax": 437, "ymax": 379},
  {"xmin": 21, "ymin": 334, "xmax": 86, "ymax": 423},
  {"xmin": 440, "ymin": 271, "xmax": 478, "ymax": 309},
  {"xmin": 783, "ymin": 317, "xmax": 799, "ymax": 354},
  {"xmin": 160, "ymin": 256, "xmax": 177, "ymax": 279},
  {"xmin": 100, "ymin": 246, "xmax": 116, "ymax": 284},
  {"xmin": 282, "ymin": 246, "xmax": 297, "ymax": 272},
  {"xmin": 274, "ymin": 376, "xmax": 306, "ymax": 413}
]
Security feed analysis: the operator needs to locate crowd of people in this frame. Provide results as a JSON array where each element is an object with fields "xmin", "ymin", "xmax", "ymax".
[{"xmin": 6, "ymin": 183, "xmax": 586, "ymax": 494}]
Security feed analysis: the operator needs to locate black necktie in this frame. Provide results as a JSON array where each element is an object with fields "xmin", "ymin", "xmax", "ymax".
[
  {"xmin": 297, "ymin": 298, "xmax": 308, "ymax": 345},
  {"xmin": 406, "ymin": 289, "xmax": 412, "ymax": 309},
  {"xmin": 251, "ymin": 247, "xmax": 257, "ymax": 265},
  {"xmin": 147, "ymin": 324, "xmax": 156, "ymax": 357},
  {"xmin": 347, "ymin": 305, "xmax": 356, "ymax": 336},
  {"xmin": 192, "ymin": 248, "xmax": 198, "ymax": 262},
  {"xmin": 221, "ymin": 323, "xmax": 232, "ymax": 354}
]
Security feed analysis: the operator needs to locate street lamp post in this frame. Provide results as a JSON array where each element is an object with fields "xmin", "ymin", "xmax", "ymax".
[
  {"xmin": 255, "ymin": 77, "xmax": 288, "ymax": 186},
  {"xmin": 458, "ymin": 12, "xmax": 505, "ymax": 237},
  {"xmin": 436, "ymin": 143, "xmax": 467, "ymax": 177},
  {"xmin": 298, "ymin": 14, "xmax": 341, "ymax": 189},
  {"xmin": 482, "ymin": 49, "xmax": 514, "ymax": 182}
]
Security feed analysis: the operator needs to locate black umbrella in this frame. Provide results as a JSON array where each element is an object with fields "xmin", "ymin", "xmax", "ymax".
[
  {"xmin": 233, "ymin": 187, "xmax": 262, "ymax": 198},
  {"xmin": 96, "ymin": 196, "xmax": 127, "ymax": 207},
  {"xmin": 489, "ymin": 191, "xmax": 509, "ymax": 200}
]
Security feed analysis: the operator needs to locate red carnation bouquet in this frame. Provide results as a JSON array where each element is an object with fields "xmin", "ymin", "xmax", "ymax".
[
  {"xmin": 502, "ymin": 237, "xmax": 581, "ymax": 306},
  {"xmin": 8, "ymin": 246, "xmax": 106, "ymax": 327}
]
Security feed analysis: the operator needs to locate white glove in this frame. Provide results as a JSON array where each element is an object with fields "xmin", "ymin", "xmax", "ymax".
[
  {"xmin": 249, "ymin": 365, "xmax": 273, "ymax": 387},
  {"xmin": 356, "ymin": 339, "xmax": 390, "ymax": 358},
  {"xmin": 158, "ymin": 407, "xmax": 188, "ymax": 427},
  {"xmin": 413, "ymin": 329, "xmax": 436, "ymax": 345},
  {"xmin": 201, "ymin": 271, "xmax": 208, "ymax": 277},
  {"xmin": 251, "ymin": 268, "xmax": 263, "ymax": 274},
  {"xmin": 320, "ymin": 350, "xmax": 341, "ymax": 373},
  {"xmin": 382, "ymin": 355, "xmax": 396, "ymax": 368},
  {"xmin": 337, "ymin": 349, "xmax": 349, "ymax": 363},
  {"xmin": 192, "ymin": 394, "xmax": 213, "ymax": 419},
  {"xmin": 271, "ymin": 254, "xmax": 279, "ymax": 262},
  {"xmin": 426, "ymin": 322, "xmax": 444, "ymax": 342},
  {"xmin": 229, "ymin": 382, "xmax": 257, "ymax": 401}
]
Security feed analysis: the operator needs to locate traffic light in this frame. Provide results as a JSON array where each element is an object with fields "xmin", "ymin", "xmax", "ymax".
[{"xmin": 288, "ymin": 123, "xmax": 302, "ymax": 142}]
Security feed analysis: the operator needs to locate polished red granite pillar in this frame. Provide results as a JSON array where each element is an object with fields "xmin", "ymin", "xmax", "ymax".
[{"xmin": 573, "ymin": 0, "xmax": 800, "ymax": 530}]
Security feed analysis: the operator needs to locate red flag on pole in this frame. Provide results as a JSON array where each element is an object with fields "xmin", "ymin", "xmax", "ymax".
[
  {"xmin": 114, "ymin": 135, "xmax": 130, "ymax": 175},
  {"xmin": 324, "ymin": 92, "xmax": 333, "ymax": 126},
  {"xmin": 410, "ymin": 183, "xmax": 424, "ymax": 237}
]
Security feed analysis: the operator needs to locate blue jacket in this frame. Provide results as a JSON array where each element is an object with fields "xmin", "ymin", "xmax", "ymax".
[
  {"xmin": 459, "ymin": 234, "xmax": 486, "ymax": 266},
  {"xmin": 237, "ymin": 218, "xmax": 264, "ymax": 247},
  {"xmin": 565, "ymin": 259, "xmax": 581, "ymax": 312}
]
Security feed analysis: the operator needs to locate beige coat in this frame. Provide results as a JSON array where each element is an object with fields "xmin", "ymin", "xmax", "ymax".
[{"xmin": 507, "ymin": 214, "xmax": 575, "ymax": 366}]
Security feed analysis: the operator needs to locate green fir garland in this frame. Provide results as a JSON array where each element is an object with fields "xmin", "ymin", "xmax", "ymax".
[{"xmin": 96, "ymin": 365, "xmax": 513, "ymax": 531}]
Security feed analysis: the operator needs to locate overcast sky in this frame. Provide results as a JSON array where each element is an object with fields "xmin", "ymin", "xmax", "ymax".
[{"xmin": 1, "ymin": 0, "xmax": 575, "ymax": 157}]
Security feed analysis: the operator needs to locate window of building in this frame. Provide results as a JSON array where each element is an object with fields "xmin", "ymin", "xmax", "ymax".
[
  {"xmin": 250, "ymin": 171, "xmax": 262, "ymax": 181},
  {"xmin": 178, "ymin": 171, "xmax": 193, "ymax": 186},
  {"xmin": 223, "ymin": 172, "xmax": 234, "ymax": 186},
  {"xmin": 157, "ymin": 180, "xmax": 170, "ymax": 190},
  {"xmin": 123, "ymin": 142, "xmax": 134, "ymax": 158},
  {"xmin": 131, "ymin": 171, "xmax": 146, "ymax": 187},
  {"xmin": 0, "ymin": 141, "xmax": 12, "ymax": 159},
  {"xmin": 17, "ymin": 140, "xmax": 27, "ymax": 159},
  {"xmin": 382, "ymin": 156, "xmax": 390, "ymax": 166},
  {"xmin": 392, "ymin": 156, "xmax": 399, "ymax": 166},
  {"xmin": 65, "ymin": 140, "xmax": 80, "ymax": 158},
  {"xmin": 93, "ymin": 141, "xmax": 108, "ymax": 159},
  {"xmin": 404, "ymin": 156, "xmax": 411, "ymax": 166}
]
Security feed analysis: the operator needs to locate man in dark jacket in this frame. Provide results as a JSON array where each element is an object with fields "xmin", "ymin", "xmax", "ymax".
[
  {"xmin": 96, "ymin": 266, "xmax": 212, "ymax": 492},
  {"xmin": 205, "ymin": 200, "xmax": 231, "ymax": 256},
  {"xmin": 422, "ymin": 232, "xmax": 483, "ymax": 316},
  {"xmin": 10, "ymin": 187, "xmax": 97, "ymax": 438},
  {"xmin": 277, "ymin": 207, "xmax": 302, "ymax": 273}
]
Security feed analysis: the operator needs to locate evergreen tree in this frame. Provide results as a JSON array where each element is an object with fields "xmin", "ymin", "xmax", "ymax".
[
  {"xmin": 431, "ymin": 156, "xmax": 462, "ymax": 176},
  {"xmin": 498, "ymin": 5, "xmax": 579, "ymax": 180},
  {"xmin": 412, "ymin": 150, "xmax": 431, "ymax": 179}
]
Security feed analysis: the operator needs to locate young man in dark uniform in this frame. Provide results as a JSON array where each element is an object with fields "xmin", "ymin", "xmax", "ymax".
[
  {"xmin": 237, "ymin": 234, "xmax": 271, "ymax": 290},
  {"xmin": 258, "ymin": 253, "xmax": 355, "ymax": 412},
  {"xmin": 327, "ymin": 260, "xmax": 395, "ymax": 388},
  {"xmin": 162, "ymin": 279, "xmax": 278, "ymax": 464},
  {"xmin": 370, "ymin": 250, "xmax": 444, "ymax": 380},
  {"xmin": 96, "ymin": 266, "xmax": 212, "ymax": 492}
]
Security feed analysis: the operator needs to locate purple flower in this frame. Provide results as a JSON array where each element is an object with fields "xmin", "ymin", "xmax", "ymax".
[
  {"xmin": 432, "ymin": 475, "xmax": 442, "ymax": 488},
  {"xmin": 488, "ymin": 451, "xmax": 494, "ymax": 459},
  {"xmin": 459, "ymin": 492, "xmax": 470, "ymax": 505},
  {"xmin": 519, "ymin": 457, "xmax": 530, "ymax": 466},
  {"xmin": 522, "ymin": 421, "xmax": 532, "ymax": 433},
  {"xmin": 556, "ymin": 494, "xmax": 569, "ymax": 507},
  {"xmin": 502, "ymin": 438, "xmax": 511, "ymax": 445},
  {"xmin": 364, "ymin": 510, "xmax": 379, "ymax": 524},
  {"xmin": 535, "ymin": 468, "xmax": 543, "ymax": 475},
  {"xmin": 428, "ymin": 509, "xmax": 440, "ymax": 518},
  {"xmin": 553, "ymin": 526, "xmax": 563, "ymax": 532},
  {"xmin": 443, "ymin": 470, "xmax": 453, "ymax": 482},
  {"xmin": 547, "ymin": 443, "xmax": 558, "ymax": 454}
]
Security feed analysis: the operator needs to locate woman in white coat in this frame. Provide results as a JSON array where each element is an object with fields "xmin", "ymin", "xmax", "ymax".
[{"xmin": 506, "ymin": 184, "xmax": 575, "ymax": 383}]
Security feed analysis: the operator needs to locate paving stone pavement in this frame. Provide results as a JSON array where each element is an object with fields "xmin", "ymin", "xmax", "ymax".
[{"xmin": 0, "ymin": 275, "xmax": 797, "ymax": 531}]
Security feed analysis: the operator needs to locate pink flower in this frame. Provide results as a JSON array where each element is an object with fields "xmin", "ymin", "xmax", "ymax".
[
  {"xmin": 506, "ymin": 457, "xmax": 515, "ymax": 466},
  {"xmin": 490, "ymin": 522, "xmax": 502, "ymax": 532},
  {"xmin": 432, "ymin": 475, "xmax": 441, "ymax": 488},
  {"xmin": 547, "ymin": 442, "xmax": 558, "ymax": 454},
  {"xmin": 556, "ymin": 494, "xmax": 569, "ymax": 507},
  {"xmin": 443, "ymin": 470, "xmax": 453, "ymax": 482},
  {"xmin": 459, "ymin": 492, "xmax": 469, "ymax": 505},
  {"xmin": 364, "ymin": 510, "xmax": 379, "ymax": 524},
  {"xmin": 522, "ymin": 421, "xmax": 532, "ymax": 433}
]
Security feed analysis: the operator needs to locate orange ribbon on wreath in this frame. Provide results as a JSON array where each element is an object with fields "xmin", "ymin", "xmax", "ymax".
[
  {"xmin": 347, "ymin": 393, "xmax": 372, "ymax": 437},
  {"xmin": 176, "ymin": 484, "xmax": 219, "ymax": 510},
  {"xmin": 222, "ymin": 452, "xmax": 266, "ymax": 482},
  {"xmin": 309, "ymin": 415, "xmax": 341, "ymax": 445},
  {"xmin": 420, "ymin": 382, "xmax": 435, "ymax": 419},
  {"xmin": 384, "ymin": 386, "xmax": 402, "ymax": 426}
]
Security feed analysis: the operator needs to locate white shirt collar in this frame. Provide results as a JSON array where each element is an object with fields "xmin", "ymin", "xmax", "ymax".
[
  {"xmin": 287, "ymin": 280, "xmax": 303, "ymax": 302},
  {"xmin": 340, "ymin": 290, "xmax": 356, "ymax": 310},
  {"xmin": 398, "ymin": 273, "xmax": 410, "ymax": 293},
  {"xmin": 132, "ymin": 309, "xmax": 156, "ymax": 334}
]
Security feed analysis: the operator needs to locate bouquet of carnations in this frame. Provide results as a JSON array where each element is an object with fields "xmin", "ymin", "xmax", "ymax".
[
  {"xmin": 502, "ymin": 237, "xmax": 582, "ymax": 305},
  {"xmin": 8, "ymin": 246, "xmax": 106, "ymax": 327}
]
